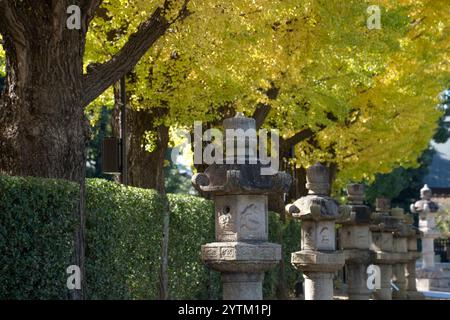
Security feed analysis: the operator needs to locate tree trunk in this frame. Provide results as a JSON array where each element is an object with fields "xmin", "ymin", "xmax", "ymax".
[
  {"xmin": 0, "ymin": 9, "xmax": 88, "ymax": 299},
  {"xmin": 128, "ymin": 112, "xmax": 169, "ymax": 189},
  {"xmin": 159, "ymin": 192, "xmax": 170, "ymax": 299},
  {"xmin": 0, "ymin": 0, "xmax": 185, "ymax": 300},
  {"xmin": 112, "ymin": 83, "xmax": 169, "ymax": 189},
  {"xmin": 294, "ymin": 167, "xmax": 308, "ymax": 199}
]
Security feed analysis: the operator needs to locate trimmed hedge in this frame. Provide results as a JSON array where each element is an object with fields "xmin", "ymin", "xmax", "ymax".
[
  {"xmin": 85, "ymin": 179, "xmax": 164, "ymax": 299},
  {"xmin": 85, "ymin": 182, "xmax": 220, "ymax": 300},
  {"xmin": 1, "ymin": 176, "xmax": 301, "ymax": 299},
  {"xmin": 167, "ymin": 194, "xmax": 220, "ymax": 299},
  {"xmin": 0, "ymin": 176, "xmax": 78, "ymax": 299}
]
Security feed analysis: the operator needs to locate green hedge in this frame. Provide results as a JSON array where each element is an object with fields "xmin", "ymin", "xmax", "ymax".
[
  {"xmin": 0, "ymin": 175, "xmax": 78, "ymax": 299},
  {"xmin": 85, "ymin": 182, "xmax": 220, "ymax": 300},
  {"xmin": 85, "ymin": 179, "xmax": 164, "ymax": 299},
  {"xmin": 0, "ymin": 176, "xmax": 301, "ymax": 299},
  {"xmin": 167, "ymin": 194, "xmax": 220, "ymax": 299},
  {"xmin": 264, "ymin": 213, "xmax": 302, "ymax": 298}
]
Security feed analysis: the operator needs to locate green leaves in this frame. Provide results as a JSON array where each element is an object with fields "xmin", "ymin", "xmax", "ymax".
[
  {"xmin": 86, "ymin": 179, "xmax": 164, "ymax": 299},
  {"xmin": 84, "ymin": 0, "xmax": 449, "ymax": 191},
  {"xmin": 167, "ymin": 194, "xmax": 217, "ymax": 299},
  {"xmin": 1, "ymin": 176, "xmax": 302, "ymax": 299},
  {"xmin": 0, "ymin": 175, "xmax": 78, "ymax": 299}
]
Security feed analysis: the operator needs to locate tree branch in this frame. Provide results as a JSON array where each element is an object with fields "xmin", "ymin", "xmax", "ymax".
[
  {"xmin": 81, "ymin": 0, "xmax": 103, "ymax": 31},
  {"xmin": 81, "ymin": 0, "xmax": 190, "ymax": 107},
  {"xmin": 283, "ymin": 128, "xmax": 315, "ymax": 148},
  {"xmin": 0, "ymin": 0, "xmax": 26, "ymax": 48},
  {"xmin": 252, "ymin": 84, "xmax": 278, "ymax": 129},
  {"xmin": 252, "ymin": 103, "xmax": 271, "ymax": 130}
]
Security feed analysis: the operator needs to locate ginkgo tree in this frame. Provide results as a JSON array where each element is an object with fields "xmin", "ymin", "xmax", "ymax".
[
  {"xmin": 0, "ymin": 0, "xmax": 190, "ymax": 299},
  {"xmin": 85, "ymin": 0, "xmax": 449, "ymax": 196},
  {"xmin": 81, "ymin": 0, "xmax": 449, "ymax": 299},
  {"xmin": 1, "ymin": 0, "xmax": 448, "ymax": 300}
]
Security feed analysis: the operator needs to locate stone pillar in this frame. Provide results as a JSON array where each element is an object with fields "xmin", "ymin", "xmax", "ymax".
[
  {"xmin": 193, "ymin": 113, "xmax": 291, "ymax": 300},
  {"xmin": 370, "ymin": 198, "xmax": 396, "ymax": 300},
  {"xmin": 391, "ymin": 208, "xmax": 409, "ymax": 300},
  {"xmin": 338, "ymin": 183, "xmax": 373, "ymax": 300},
  {"xmin": 286, "ymin": 163, "xmax": 345, "ymax": 300},
  {"xmin": 410, "ymin": 184, "xmax": 443, "ymax": 291},
  {"xmin": 222, "ymin": 273, "xmax": 264, "ymax": 300},
  {"xmin": 403, "ymin": 214, "xmax": 425, "ymax": 300},
  {"xmin": 411, "ymin": 185, "xmax": 440, "ymax": 270}
]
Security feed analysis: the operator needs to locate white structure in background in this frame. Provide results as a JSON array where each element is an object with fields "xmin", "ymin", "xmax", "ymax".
[
  {"xmin": 411, "ymin": 184, "xmax": 440, "ymax": 270},
  {"xmin": 411, "ymin": 185, "xmax": 449, "ymax": 291}
]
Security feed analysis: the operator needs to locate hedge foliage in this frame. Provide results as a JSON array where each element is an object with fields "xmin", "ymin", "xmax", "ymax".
[
  {"xmin": 0, "ymin": 176, "xmax": 78, "ymax": 299},
  {"xmin": 85, "ymin": 179, "xmax": 164, "ymax": 299},
  {"xmin": 167, "ymin": 194, "xmax": 221, "ymax": 299},
  {"xmin": 264, "ymin": 213, "xmax": 302, "ymax": 298},
  {"xmin": 1, "ymin": 176, "xmax": 301, "ymax": 299}
]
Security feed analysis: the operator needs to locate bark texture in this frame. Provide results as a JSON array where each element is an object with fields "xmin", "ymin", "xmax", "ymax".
[{"xmin": 0, "ymin": 0, "xmax": 189, "ymax": 299}]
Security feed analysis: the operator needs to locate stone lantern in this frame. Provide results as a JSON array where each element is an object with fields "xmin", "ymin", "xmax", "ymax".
[
  {"xmin": 192, "ymin": 113, "xmax": 291, "ymax": 300},
  {"xmin": 391, "ymin": 207, "xmax": 410, "ymax": 300},
  {"xmin": 410, "ymin": 184, "xmax": 440, "ymax": 269},
  {"xmin": 286, "ymin": 163, "xmax": 345, "ymax": 300},
  {"xmin": 338, "ymin": 183, "xmax": 373, "ymax": 300},
  {"xmin": 410, "ymin": 184, "xmax": 443, "ymax": 291},
  {"xmin": 370, "ymin": 198, "xmax": 397, "ymax": 300},
  {"xmin": 403, "ymin": 213, "xmax": 424, "ymax": 300}
]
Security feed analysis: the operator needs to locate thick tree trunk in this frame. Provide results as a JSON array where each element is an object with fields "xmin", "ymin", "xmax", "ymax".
[
  {"xmin": 112, "ymin": 84, "xmax": 169, "ymax": 190},
  {"xmin": 128, "ymin": 114, "xmax": 169, "ymax": 189},
  {"xmin": 0, "ymin": 7, "xmax": 88, "ymax": 299},
  {"xmin": 0, "ymin": 0, "xmax": 186, "ymax": 300},
  {"xmin": 0, "ymin": 21, "xmax": 86, "ymax": 180}
]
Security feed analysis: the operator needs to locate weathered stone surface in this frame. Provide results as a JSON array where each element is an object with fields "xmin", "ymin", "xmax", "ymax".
[
  {"xmin": 340, "ymin": 225, "xmax": 371, "ymax": 250},
  {"xmin": 369, "ymin": 198, "xmax": 398, "ymax": 300},
  {"xmin": 288, "ymin": 195, "xmax": 340, "ymax": 220},
  {"xmin": 391, "ymin": 208, "xmax": 409, "ymax": 299},
  {"xmin": 197, "ymin": 114, "xmax": 290, "ymax": 300},
  {"xmin": 346, "ymin": 264, "xmax": 371, "ymax": 300},
  {"xmin": 303, "ymin": 272, "xmax": 334, "ymax": 300},
  {"xmin": 406, "ymin": 260, "xmax": 423, "ymax": 299},
  {"xmin": 411, "ymin": 184, "xmax": 440, "ymax": 270},
  {"xmin": 394, "ymin": 252, "xmax": 411, "ymax": 263},
  {"xmin": 339, "ymin": 184, "xmax": 374, "ymax": 300},
  {"xmin": 370, "ymin": 231, "xmax": 394, "ymax": 253},
  {"xmin": 214, "ymin": 195, "xmax": 268, "ymax": 242},
  {"xmin": 410, "ymin": 184, "xmax": 446, "ymax": 292},
  {"xmin": 410, "ymin": 184, "xmax": 439, "ymax": 214},
  {"xmin": 403, "ymin": 213, "xmax": 425, "ymax": 299},
  {"xmin": 192, "ymin": 163, "xmax": 291, "ymax": 196},
  {"xmin": 202, "ymin": 242, "xmax": 281, "ymax": 262},
  {"xmin": 393, "ymin": 237, "xmax": 408, "ymax": 253},
  {"xmin": 346, "ymin": 183, "xmax": 365, "ymax": 204},
  {"xmin": 222, "ymin": 273, "xmax": 264, "ymax": 300},
  {"xmin": 287, "ymin": 163, "xmax": 343, "ymax": 300},
  {"xmin": 392, "ymin": 264, "xmax": 407, "ymax": 299},
  {"xmin": 373, "ymin": 264, "xmax": 393, "ymax": 300},
  {"xmin": 344, "ymin": 249, "xmax": 374, "ymax": 264},
  {"xmin": 372, "ymin": 251, "xmax": 396, "ymax": 264},
  {"xmin": 202, "ymin": 242, "xmax": 281, "ymax": 274},
  {"xmin": 291, "ymin": 251, "xmax": 345, "ymax": 272},
  {"xmin": 301, "ymin": 220, "xmax": 336, "ymax": 251}
]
